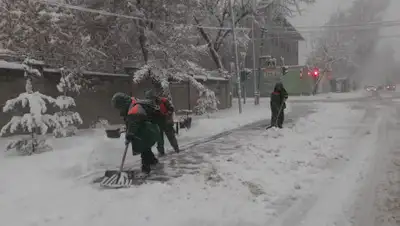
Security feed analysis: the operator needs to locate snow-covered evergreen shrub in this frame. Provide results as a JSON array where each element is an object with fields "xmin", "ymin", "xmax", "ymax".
[
  {"xmin": 0, "ymin": 58, "xmax": 59, "ymax": 155},
  {"xmin": 193, "ymin": 89, "xmax": 219, "ymax": 115},
  {"xmin": 53, "ymin": 68, "xmax": 83, "ymax": 138}
]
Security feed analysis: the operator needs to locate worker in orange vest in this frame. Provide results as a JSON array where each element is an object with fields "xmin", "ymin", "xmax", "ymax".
[
  {"xmin": 111, "ymin": 92, "xmax": 160, "ymax": 173},
  {"xmin": 145, "ymin": 90, "xmax": 180, "ymax": 155}
]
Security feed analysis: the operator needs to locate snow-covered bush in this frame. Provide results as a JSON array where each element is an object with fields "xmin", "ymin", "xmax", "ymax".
[
  {"xmin": 193, "ymin": 88, "xmax": 219, "ymax": 115},
  {"xmin": 90, "ymin": 118, "xmax": 109, "ymax": 129},
  {"xmin": 53, "ymin": 68, "xmax": 83, "ymax": 138},
  {"xmin": 0, "ymin": 58, "xmax": 59, "ymax": 155}
]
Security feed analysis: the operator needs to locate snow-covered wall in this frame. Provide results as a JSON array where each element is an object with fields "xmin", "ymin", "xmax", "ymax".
[{"xmin": 0, "ymin": 67, "xmax": 231, "ymax": 131}]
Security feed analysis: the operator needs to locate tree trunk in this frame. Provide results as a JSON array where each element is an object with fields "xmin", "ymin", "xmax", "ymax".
[
  {"xmin": 194, "ymin": 17, "xmax": 224, "ymax": 70},
  {"xmin": 138, "ymin": 20, "xmax": 149, "ymax": 64}
]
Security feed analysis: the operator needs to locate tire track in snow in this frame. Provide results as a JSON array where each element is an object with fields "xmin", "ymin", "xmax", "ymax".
[
  {"xmin": 351, "ymin": 106, "xmax": 391, "ymax": 226},
  {"xmin": 352, "ymin": 99, "xmax": 400, "ymax": 226},
  {"xmin": 267, "ymin": 101, "xmax": 381, "ymax": 226}
]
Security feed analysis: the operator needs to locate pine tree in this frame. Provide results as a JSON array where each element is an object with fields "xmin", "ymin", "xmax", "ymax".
[
  {"xmin": 53, "ymin": 67, "xmax": 83, "ymax": 138},
  {"xmin": 0, "ymin": 58, "xmax": 60, "ymax": 155}
]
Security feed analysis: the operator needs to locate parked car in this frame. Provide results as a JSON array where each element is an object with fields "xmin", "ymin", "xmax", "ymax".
[{"xmin": 364, "ymin": 85, "xmax": 377, "ymax": 92}]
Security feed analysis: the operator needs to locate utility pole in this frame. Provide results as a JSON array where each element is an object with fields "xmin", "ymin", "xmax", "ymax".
[
  {"xmin": 229, "ymin": 0, "xmax": 242, "ymax": 113},
  {"xmin": 251, "ymin": 0, "xmax": 259, "ymax": 105},
  {"xmin": 257, "ymin": 29, "xmax": 268, "ymax": 99}
]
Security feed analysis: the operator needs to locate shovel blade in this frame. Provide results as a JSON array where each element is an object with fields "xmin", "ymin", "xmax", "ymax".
[
  {"xmin": 104, "ymin": 170, "xmax": 135, "ymax": 178},
  {"xmin": 100, "ymin": 170, "xmax": 136, "ymax": 188}
]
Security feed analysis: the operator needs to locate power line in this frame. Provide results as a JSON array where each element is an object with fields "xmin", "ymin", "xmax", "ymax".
[
  {"xmin": 44, "ymin": 1, "xmax": 400, "ymax": 33},
  {"xmin": 46, "ymin": 1, "xmax": 251, "ymax": 31}
]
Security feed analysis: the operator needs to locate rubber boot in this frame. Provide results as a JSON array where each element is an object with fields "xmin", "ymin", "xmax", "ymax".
[
  {"xmin": 157, "ymin": 147, "xmax": 166, "ymax": 157},
  {"xmin": 141, "ymin": 164, "xmax": 151, "ymax": 174}
]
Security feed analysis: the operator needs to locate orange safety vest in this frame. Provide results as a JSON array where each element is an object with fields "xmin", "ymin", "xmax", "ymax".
[
  {"xmin": 159, "ymin": 97, "xmax": 169, "ymax": 115},
  {"xmin": 127, "ymin": 97, "xmax": 141, "ymax": 115}
]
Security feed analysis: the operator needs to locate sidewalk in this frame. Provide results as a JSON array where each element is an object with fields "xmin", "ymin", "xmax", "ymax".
[
  {"xmin": 169, "ymin": 98, "xmax": 273, "ymax": 148},
  {"xmin": 81, "ymin": 99, "xmax": 275, "ymax": 170}
]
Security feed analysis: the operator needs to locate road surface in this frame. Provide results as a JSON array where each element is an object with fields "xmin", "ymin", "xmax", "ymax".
[{"xmin": 268, "ymin": 95, "xmax": 400, "ymax": 226}]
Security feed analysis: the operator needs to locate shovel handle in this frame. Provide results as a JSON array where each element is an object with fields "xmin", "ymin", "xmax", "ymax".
[
  {"xmin": 119, "ymin": 143, "xmax": 130, "ymax": 172},
  {"xmin": 275, "ymin": 101, "xmax": 285, "ymax": 126}
]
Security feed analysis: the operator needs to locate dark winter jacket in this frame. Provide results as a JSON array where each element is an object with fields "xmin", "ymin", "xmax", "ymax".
[
  {"xmin": 111, "ymin": 92, "xmax": 160, "ymax": 150},
  {"xmin": 145, "ymin": 89, "xmax": 175, "ymax": 125},
  {"xmin": 270, "ymin": 83, "xmax": 288, "ymax": 110}
]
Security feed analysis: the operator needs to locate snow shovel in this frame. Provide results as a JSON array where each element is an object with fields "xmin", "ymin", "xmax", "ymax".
[
  {"xmin": 100, "ymin": 143, "xmax": 135, "ymax": 188},
  {"xmin": 266, "ymin": 101, "xmax": 285, "ymax": 130}
]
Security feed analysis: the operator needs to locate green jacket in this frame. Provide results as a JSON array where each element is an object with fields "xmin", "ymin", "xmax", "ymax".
[
  {"xmin": 111, "ymin": 92, "xmax": 161, "ymax": 152},
  {"xmin": 125, "ymin": 99, "xmax": 161, "ymax": 150}
]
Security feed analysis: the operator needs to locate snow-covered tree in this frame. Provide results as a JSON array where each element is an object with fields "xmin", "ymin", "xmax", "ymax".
[
  {"xmin": 0, "ymin": 0, "xmax": 54, "ymax": 58},
  {"xmin": 0, "ymin": 58, "xmax": 60, "ymax": 155},
  {"xmin": 53, "ymin": 67, "xmax": 83, "ymax": 138},
  {"xmin": 132, "ymin": 20, "xmax": 221, "ymax": 113},
  {"xmin": 307, "ymin": 0, "xmax": 391, "ymax": 84}
]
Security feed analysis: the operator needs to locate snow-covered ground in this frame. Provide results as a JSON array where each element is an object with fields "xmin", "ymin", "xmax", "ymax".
[
  {"xmin": 0, "ymin": 99, "xmax": 375, "ymax": 226},
  {"xmin": 289, "ymin": 90, "xmax": 366, "ymax": 101},
  {"xmin": 180, "ymin": 98, "xmax": 275, "ymax": 141}
]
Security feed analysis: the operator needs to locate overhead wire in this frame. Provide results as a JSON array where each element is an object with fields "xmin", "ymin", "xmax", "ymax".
[
  {"xmin": 44, "ymin": 1, "xmax": 400, "ymax": 34},
  {"xmin": 45, "ymin": 1, "xmax": 251, "ymax": 31}
]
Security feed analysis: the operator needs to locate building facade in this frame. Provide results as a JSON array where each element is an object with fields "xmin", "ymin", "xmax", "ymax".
[{"xmin": 242, "ymin": 14, "xmax": 304, "ymax": 97}]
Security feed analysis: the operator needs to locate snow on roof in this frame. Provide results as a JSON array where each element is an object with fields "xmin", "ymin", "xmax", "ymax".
[
  {"xmin": 0, "ymin": 48, "xmax": 14, "ymax": 54},
  {"xmin": 193, "ymin": 75, "xmax": 228, "ymax": 81},
  {"xmin": 25, "ymin": 58, "xmax": 45, "ymax": 65},
  {"xmin": 0, "ymin": 60, "xmax": 228, "ymax": 81},
  {"xmin": 0, "ymin": 60, "xmax": 24, "ymax": 70}
]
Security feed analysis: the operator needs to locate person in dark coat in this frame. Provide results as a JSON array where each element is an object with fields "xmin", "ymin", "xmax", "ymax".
[
  {"xmin": 111, "ymin": 92, "xmax": 161, "ymax": 174},
  {"xmin": 270, "ymin": 82, "xmax": 288, "ymax": 128},
  {"xmin": 145, "ymin": 90, "xmax": 180, "ymax": 155}
]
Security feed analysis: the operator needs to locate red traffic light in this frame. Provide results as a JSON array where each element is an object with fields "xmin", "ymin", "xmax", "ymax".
[{"xmin": 312, "ymin": 68, "xmax": 319, "ymax": 77}]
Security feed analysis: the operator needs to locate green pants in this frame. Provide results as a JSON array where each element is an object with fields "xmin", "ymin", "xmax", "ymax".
[{"xmin": 157, "ymin": 122, "xmax": 179, "ymax": 152}]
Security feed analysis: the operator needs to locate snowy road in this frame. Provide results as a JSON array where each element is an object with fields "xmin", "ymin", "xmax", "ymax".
[
  {"xmin": 351, "ymin": 98, "xmax": 400, "ymax": 226},
  {"xmin": 1, "ymin": 94, "xmax": 400, "ymax": 226},
  {"xmin": 269, "ymin": 96, "xmax": 400, "ymax": 226}
]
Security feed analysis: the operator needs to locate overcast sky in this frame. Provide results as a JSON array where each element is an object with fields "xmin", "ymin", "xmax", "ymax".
[
  {"xmin": 381, "ymin": 0, "xmax": 400, "ymax": 59},
  {"xmin": 288, "ymin": 0, "xmax": 400, "ymax": 65}
]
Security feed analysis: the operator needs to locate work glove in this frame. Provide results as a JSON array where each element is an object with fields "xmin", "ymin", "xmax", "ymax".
[{"xmin": 125, "ymin": 132, "xmax": 135, "ymax": 145}]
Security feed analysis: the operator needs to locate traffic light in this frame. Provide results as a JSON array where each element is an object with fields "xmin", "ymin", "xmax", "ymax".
[
  {"xmin": 281, "ymin": 66, "xmax": 288, "ymax": 75},
  {"xmin": 312, "ymin": 68, "xmax": 319, "ymax": 77}
]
